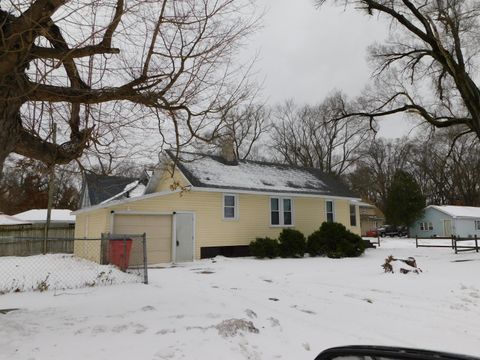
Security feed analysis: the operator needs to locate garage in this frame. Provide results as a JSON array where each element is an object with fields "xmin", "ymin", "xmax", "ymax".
[{"xmin": 113, "ymin": 213, "xmax": 173, "ymax": 264}]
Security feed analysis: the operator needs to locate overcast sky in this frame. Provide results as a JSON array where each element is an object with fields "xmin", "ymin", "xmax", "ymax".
[{"xmin": 243, "ymin": 0, "xmax": 418, "ymax": 139}]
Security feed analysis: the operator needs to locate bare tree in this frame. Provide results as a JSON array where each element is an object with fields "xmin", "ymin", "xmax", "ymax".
[
  {"xmin": 348, "ymin": 137, "xmax": 413, "ymax": 211},
  {"xmin": 195, "ymin": 103, "xmax": 271, "ymax": 160},
  {"xmin": 411, "ymin": 130, "xmax": 480, "ymax": 206},
  {"xmin": 0, "ymin": 0, "xmax": 258, "ymax": 175},
  {"xmin": 319, "ymin": 0, "xmax": 480, "ymax": 140},
  {"xmin": 0, "ymin": 159, "xmax": 80, "ymax": 214},
  {"xmin": 271, "ymin": 92, "xmax": 373, "ymax": 175}
]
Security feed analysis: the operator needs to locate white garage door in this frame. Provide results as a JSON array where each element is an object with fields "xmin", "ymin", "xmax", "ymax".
[{"xmin": 113, "ymin": 214, "xmax": 172, "ymax": 264}]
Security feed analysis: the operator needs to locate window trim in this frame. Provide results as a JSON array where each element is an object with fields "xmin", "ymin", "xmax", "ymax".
[
  {"xmin": 270, "ymin": 196, "xmax": 294, "ymax": 227},
  {"xmin": 325, "ymin": 200, "xmax": 335, "ymax": 223},
  {"xmin": 222, "ymin": 193, "xmax": 239, "ymax": 221}
]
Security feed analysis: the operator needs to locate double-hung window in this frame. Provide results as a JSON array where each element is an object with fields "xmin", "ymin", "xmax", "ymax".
[
  {"xmin": 475, "ymin": 220, "xmax": 480, "ymax": 230},
  {"xmin": 420, "ymin": 222, "xmax": 433, "ymax": 231},
  {"xmin": 349, "ymin": 204, "xmax": 357, "ymax": 227},
  {"xmin": 223, "ymin": 194, "xmax": 238, "ymax": 220},
  {"xmin": 326, "ymin": 200, "xmax": 334, "ymax": 223},
  {"xmin": 270, "ymin": 197, "xmax": 293, "ymax": 226}
]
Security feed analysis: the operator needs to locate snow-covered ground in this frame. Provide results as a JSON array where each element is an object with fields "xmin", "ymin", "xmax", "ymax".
[
  {"xmin": 0, "ymin": 254, "xmax": 140, "ymax": 294},
  {"xmin": 1, "ymin": 238, "xmax": 480, "ymax": 360}
]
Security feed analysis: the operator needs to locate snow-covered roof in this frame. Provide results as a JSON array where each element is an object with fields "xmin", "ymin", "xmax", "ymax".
[
  {"xmin": 13, "ymin": 209, "xmax": 75, "ymax": 224},
  {"xmin": 0, "ymin": 213, "xmax": 31, "ymax": 226},
  {"xmin": 100, "ymin": 181, "xmax": 146, "ymax": 204},
  {"xmin": 352, "ymin": 200, "xmax": 375, "ymax": 208},
  {"xmin": 428, "ymin": 205, "xmax": 480, "ymax": 219},
  {"xmin": 168, "ymin": 151, "xmax": 357, "ymax": 198}
]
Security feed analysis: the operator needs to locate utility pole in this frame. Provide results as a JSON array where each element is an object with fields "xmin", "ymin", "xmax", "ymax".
[{"xmin": 44, "ymin": 123, "xmax": 57, "ymax": 254}]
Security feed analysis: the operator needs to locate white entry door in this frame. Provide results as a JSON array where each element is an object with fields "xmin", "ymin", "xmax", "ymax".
[
  {"xmin": 443, "ymin": 220, "xmax": 452, "ymax": 237},
  {"xmin": 175, "ymin": 213, "xmax": 194, "ymax": 262}
]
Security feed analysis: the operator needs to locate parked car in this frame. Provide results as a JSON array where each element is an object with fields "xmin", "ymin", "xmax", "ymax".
[
  {"xmin": 365, "ymin": 229, "xmax": 378, "ymax": 237},
  {"xmin": 377, "ymin": 225, "xmax": 408, "ymax": 237}
]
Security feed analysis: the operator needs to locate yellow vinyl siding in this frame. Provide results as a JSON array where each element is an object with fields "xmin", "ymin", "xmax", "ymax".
[
  {"xmin": 98, "ymin": 191, "xmax": 359, "ymax": 259},
  {"xmin": 155, "ymin": 167, "xmax": 190, "ymax": 192},
  {"xmin": 74, "ymin": 208, "xmax": 109, "ymax": 262}
]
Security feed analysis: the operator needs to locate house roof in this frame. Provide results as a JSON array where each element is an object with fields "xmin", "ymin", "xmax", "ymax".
[
  {"xmin": 13, "ymin": 209, "xmax": 75, "ymax": 223},
  {"xmin": 0, "ymin": 213, "xmax": 31, "ymax": 226},
  {"xmin": 167, "ymin": 150, "xmax": 358, "ymax": 198},
  {"xmin": 83, "ymin": 173, "xmax": 140, "ymax": 206},
  {"xmin": 428, "ymin": 205, "xmax": 480, "ymax": 219}
]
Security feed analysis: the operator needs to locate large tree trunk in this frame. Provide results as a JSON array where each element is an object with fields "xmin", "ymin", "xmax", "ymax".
[{"xmin": 0, "ymin": 97, "xmax": 22, "ymax": 178}]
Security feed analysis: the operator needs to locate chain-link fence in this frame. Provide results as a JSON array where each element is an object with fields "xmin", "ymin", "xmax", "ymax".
[{"xmin": 0, "ymin": 233, "xmax": 147, "ymax": 295}]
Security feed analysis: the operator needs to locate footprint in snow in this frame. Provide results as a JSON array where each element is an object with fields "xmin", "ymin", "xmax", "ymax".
[
  {"xmin": 111, "ymin": 324, "xmax": 129, "ymax": 333},
  {"xmin": 134, "ymin": 324, "xmax": 147, "ymax": 334},
  {"xmin": 268, "ymin": 317, "xmax": 280, "ymax": 328},
  {"xmin": 156, "ymin": 328, "xmax": 176, "ymax": 335},
  {"xmin": 291, "ymin": 305, "xmax": 316, "ymax": 315}
]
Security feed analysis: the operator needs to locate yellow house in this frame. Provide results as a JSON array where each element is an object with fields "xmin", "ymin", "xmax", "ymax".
[{"xmin": 73, "ymin": 151, "xmax": 361, "ymax": 264}]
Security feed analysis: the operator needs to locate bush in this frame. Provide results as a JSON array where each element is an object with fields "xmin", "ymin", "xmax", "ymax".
[
  {"xmin": 278, "ymin": 229, "xmax": 306, "ymax": 258},
  {"xmin": 307, "ymin": 222, "xmax": 365, "ymax": 258},
  {"xmin": 249, "ymin": 237, "xmax": 279, "ymax": 259}
]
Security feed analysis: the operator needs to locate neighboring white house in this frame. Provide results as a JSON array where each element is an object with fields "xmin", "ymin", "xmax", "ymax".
[
  {"xmin": 13, "ymin": 209, "xmax": 75, "ymax": 225},
  {"xmin": 410, "ymin": 205, "xmax": 480, "ymax": 238}
]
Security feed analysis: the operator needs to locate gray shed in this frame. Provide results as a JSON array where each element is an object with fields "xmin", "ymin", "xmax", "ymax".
[{"xmin": 410, "ymin": 205, "xmax": 480, "ymax": 238}]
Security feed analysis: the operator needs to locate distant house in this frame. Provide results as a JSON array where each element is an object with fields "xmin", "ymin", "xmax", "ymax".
[
  {"xmin": 73, "ymin": 150, "xmax": 362, "ymax": 264},
  {"xmin": 410, "ymin": 205, "xmax": 480, "ymax": 238},
  {"xmin": 14, "ymin": 209, "xmax": 75, "ymax": 225},
  {"xmin": 354, "ymin": 201, "xmax": 385, "ymax": 236},
  {"xmin": 0, "ymin": 209, "xmax": 75, "ymax": 239}
]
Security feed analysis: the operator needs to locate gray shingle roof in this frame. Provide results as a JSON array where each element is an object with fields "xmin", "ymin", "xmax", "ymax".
[
  {"xmin": 83, "ymin": 174, "xmax": 139, "ymax": 206},
  {"xmin": 166, "ymin": 150, "xmax": 358, "ymax": 198}
]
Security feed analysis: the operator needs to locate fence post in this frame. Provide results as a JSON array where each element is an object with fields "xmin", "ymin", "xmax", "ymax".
[
  {"xmin": 454, "ymin": 236, "xmax": 458, "ymax": 254},
  {"xmin": 415, "ymin": 236, "xmax": 418, "ymax": 248},
  {"xmin": 142, "ymin": 232, "xmax": 148, "ymax": 284},
  {"xmin": 123, "ymin": 234, "xmax": 127, "ymax": 270},
  {"xmin": 475, "ymin": 235, "xmax": 479, "ymax": 253}
]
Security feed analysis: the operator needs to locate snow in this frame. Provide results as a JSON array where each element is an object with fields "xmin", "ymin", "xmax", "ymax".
[
  {"xmin": 180, "ymin": 153, "xmax": 328, "ymax": 194},
  {"xmin": 13, "ymin": 209, "xmax": 75, "ymax": 224},
  {"xmin": 100, "ymin": 181, "xmax": 146, "ymax": 205},
  {"xmin": 129, "ymin": 184, "xmax": 146, "ymax": 198},
  {"xmin": 0, "ymin": 254, "xmax": 140, "ymax": 294},
  {"xmin": 0, "ymin": 213, "xmax": 30, "ymax": 226},
  {"xmin": 1, "ymin": 239, "xmax": 479, "ymax": 359},
  {"xmin": 429, "ymin": 205, "xmax": 480, "ymax": 219}
]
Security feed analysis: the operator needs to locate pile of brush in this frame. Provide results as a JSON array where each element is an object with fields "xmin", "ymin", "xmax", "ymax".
[{"xmin": 382, "ymin": 255, "xmax": 422, "ymax": 274}]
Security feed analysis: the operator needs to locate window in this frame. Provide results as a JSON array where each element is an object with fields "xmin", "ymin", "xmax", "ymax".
[
  {"xmin": 349, "ymin": 204, "xmax": 357, "ymax": 227},
  {"xmin": 223, "ymin": 194, "xmax": 238, "ymax": 220},
  {"xmin": 270, "ymin": 197, "xmax": 293, "ymax": 226},
  {"xmin": 283, "ymin": 198, "xmax": 292, "ymax": 226},
  {"xmin": 420, "ymin": 222, "xmax": 432, "ymax": 231},
  {"xmin": 326, "ymin": 200, "xmax": 334, "ymax": 222},
  {"xmin": 475, "ymin": 220, "xmax": 480, "ymax": 230},
  {"xmin": 271, "ymin": 198, "xmax": 280, "ymax": 225}
]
